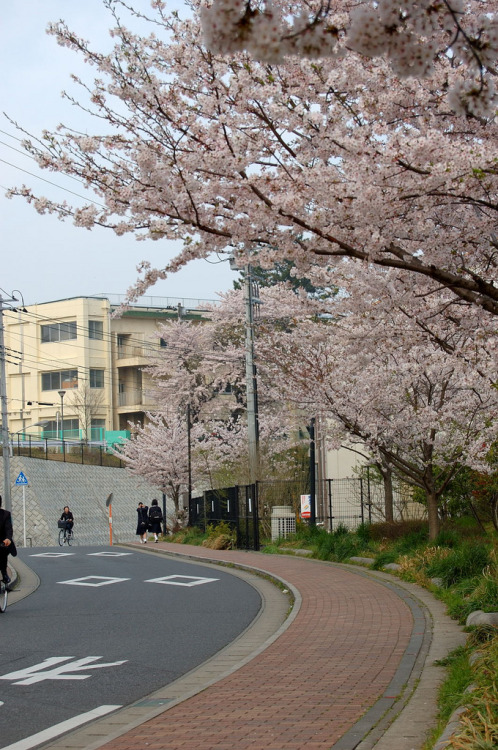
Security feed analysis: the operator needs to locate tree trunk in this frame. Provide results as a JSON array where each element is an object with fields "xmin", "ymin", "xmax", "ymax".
[
  {"xmin": 382, "ymin": 467, "xmax": 394, "ymax": 523},
  {"xmin": 426, "ymin": 491, "xmax": 440, "ymax": 540}
]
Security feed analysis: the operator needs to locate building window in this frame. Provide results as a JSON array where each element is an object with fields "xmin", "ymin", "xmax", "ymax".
[
  {"xmin": 90, "ymin": 419, "xmax": 106, "ymax": 440},
  {"xmin": 90, "ymin": 369, "xmax": 104, "ymax": 388},
  {"xmin": 89, "ymin": 320, "xmax": 104, "ymax": 340},
  {"xmin": 159, "ymin": 338, "xmax": 167, "ymax": 347},
  {"xmin": 41, "ymin": 370, "xmax": 78, "ymax": 391},
  {"xmin": 41, "ymin": 321, "xmax": 77, "ymax": 343},
  {"xmin": 43, "ymin": 418, "xmax": 80, "ymax": 437}
]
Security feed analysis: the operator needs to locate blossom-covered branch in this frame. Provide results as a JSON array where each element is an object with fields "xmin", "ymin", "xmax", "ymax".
[{"xmin": 201, "ymin": 0, "xmax": 498, "ymax": 116}]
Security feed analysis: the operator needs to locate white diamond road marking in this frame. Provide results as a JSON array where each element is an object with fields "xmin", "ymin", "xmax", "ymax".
[
  {"xmin": 30, "ymin": 553, "xmax": 75, "ymax": 558},
  {"xmin": 0, "ymin": 657, "xmax": 127, "ymax": 685},
  {"xmin": 58, "ymin": 576, "xmax": 130, "ymax": 587},
  {"xmin": 145, "ymin": 575, "xmax": 219, "ymax": 587},
  {"xmin": 87, "ymin": 552, "xmax": 133, "ymax": 557}
]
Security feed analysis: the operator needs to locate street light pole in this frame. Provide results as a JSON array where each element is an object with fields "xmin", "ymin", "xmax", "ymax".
[{"xmin": 58, "ymin": 390, "xmax": 66, "ymax": 442}]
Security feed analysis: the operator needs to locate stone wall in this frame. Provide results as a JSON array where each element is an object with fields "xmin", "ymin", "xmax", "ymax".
[{"xmin": 1, "ymin": 457, "xmax": 170, "ymax": 548}]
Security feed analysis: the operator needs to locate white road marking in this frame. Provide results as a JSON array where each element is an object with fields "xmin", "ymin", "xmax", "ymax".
[
  {"xmin": 57, "ymin": 576, "xmax": 129, "ymax": 587},
  {"xmin": 30, "ymin": 553, "xmax": 74, "ymax": 558},
  {"xmin": 87, "ymin": 552, "xmax": 133, "ymax": 556},
  {"xmin": 1, "ymin": 704, "xmax": 121, "ymax": 750},
  {"xmin": 0, "ymin": 656, "xmax": 128, "ymax": 685},
  {"xmin": 146, "ymin": 575, "xmax": 219, "ymax": 587}
]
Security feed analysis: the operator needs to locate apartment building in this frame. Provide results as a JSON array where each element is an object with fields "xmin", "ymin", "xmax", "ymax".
[{"xmin": 3, "ymin": 295, "xmax": 210, "ymax": 442}]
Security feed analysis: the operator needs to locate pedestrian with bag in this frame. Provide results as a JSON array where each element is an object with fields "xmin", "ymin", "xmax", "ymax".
[
  {"xmin": 136, "ymin": 501, "xmax": 149, "ymax": 544},
  {"xmin": 148, "ymin": 499, "xmax": 163, "ymax": 543}
]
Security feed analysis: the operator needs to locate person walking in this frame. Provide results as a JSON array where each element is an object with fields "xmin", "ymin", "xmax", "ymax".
[
  {"xmin": 0, "ymin": 495, "xmax": 17, "ymax": 587},
  {"xmin": 148, "ymin": 499, "xmax": 163, "ymax": 543},
  {"xmin": 136, "ymin": 502, "xmax": 149, "ymax": 544}
]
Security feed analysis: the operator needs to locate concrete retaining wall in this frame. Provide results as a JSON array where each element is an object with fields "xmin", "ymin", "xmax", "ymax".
[{"xmin": 1, "ymin": 457, "xmax": 170, "ymax": 547}]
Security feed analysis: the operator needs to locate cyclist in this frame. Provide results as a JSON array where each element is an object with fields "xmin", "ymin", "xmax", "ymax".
[
  {"xmin": 59, "ymin": 506, "xmax": 74, "ymax": 537},
  {"xmin": 0, "ymin": 495, "xmax": 17, "ymax": 586}
]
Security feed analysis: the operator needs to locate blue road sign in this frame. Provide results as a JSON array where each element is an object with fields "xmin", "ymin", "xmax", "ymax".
[{"xmin": 15, "ymin": 471, "xmax": 29, "ymax": 486}]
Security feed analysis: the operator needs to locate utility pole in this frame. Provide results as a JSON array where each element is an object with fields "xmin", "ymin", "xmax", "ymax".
[
  {"xmin": 309, "ymin": 417, "xmax": 316, "ymax": 526},
  {"xmin": 244, "ymin": 265, "xmax": 260, "ymax": 484},
  {"xmin": 187, "ymin": 402, "xmax": 192, "ymax": 512},
  {"xmin": 0, "ymin": 291, "xmax": 17, "ymax": 513}
]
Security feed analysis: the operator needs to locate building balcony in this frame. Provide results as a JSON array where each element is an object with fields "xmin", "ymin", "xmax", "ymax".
[
  {"xmin": 116, "ymin": 344, "xmax": 159, "ymax": 365},
  {"xmin": 118, "ymin": 389, "xmax": 143, "ymax": 407}
]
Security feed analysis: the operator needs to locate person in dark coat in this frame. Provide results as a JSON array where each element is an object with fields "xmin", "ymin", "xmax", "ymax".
[
  {"xmin": 60, "ymin": 506, "xmax": 74, "ymax": 532},
  {"xmin": 0, "ymin": 495, "xmax": 17, "ymax": 585},
  {"xmin": 136, "ymin": 502, "xmax": 149, "ymax": 544},
  {"xmin": 148, "ymin": 499, "xmax": 164, "ymax": 543}
]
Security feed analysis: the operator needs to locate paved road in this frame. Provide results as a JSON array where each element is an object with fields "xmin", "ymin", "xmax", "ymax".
[{"xmin": 0, "ymin": 546, "xmax": 261, "ymax": 749}]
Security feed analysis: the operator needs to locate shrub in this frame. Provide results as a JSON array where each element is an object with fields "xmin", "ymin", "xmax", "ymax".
[
  {"xmin": 398, "ymin": 547, "xmax": 449, "ymax": 585},
  {"xmin": 466, "ymin": 560, "xmax": 498, "ymax": 613},
  {"xmin": 202, "ymin": 521, "xmax": 236, "ymax": 550},
  {"xmin": 372, "ymin": 551, "xmax": 398, "ymax": 570},
  {"xmin": 334, "ymin": 535, "xmax": 360, "ymax": 561},
  {"xmin": 426, "ymin": 541, "xmax": 491, "ymax": 587},
  {"xmin": 393, "ymin": 527, "xmax": 430, "ymax": 554},
  {"xmin": 167, "ymin": 526, "xmax": 205, "ymax": 545},
  {"xmin": 315, "ymin": 534, "xmax": 336, "ymax": 561},
  {"xmin": 356, "ymin": 523, "xmax": 371, "ymax": 545},
  {"xmin": 368, "ymin": 520, "xmax": 428, "ymax": 542},
  {"xmin": 433, "ymin": 529, "xmax": 461, "ymax": 548}
]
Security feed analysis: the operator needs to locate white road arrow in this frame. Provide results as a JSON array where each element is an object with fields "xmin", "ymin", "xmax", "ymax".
[{"xmin": 0, "ymin": 656, "xmax": 128, "ymax": 685}]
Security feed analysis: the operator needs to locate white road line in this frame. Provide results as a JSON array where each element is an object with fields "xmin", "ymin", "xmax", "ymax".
[
  {"xmin": 146, "ymin": 574, "xmax": 219, "ymax": 586},
  {"xmin": 2, "ymin": 704, "xmax": 121, "ymax": 750},
  {"xmin": 57, "ymin": 576, "xmax": 130, "ymax": 587}
]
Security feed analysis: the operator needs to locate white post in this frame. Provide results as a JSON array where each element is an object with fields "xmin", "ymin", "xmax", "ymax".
[{"xmin": 22, "ymin": 485, "xmax": 26, "ymax": 547}]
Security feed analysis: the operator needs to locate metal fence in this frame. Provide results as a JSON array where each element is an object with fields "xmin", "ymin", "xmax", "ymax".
[
  {"xmin": 189, "ymin": 477, "xmax": 412, "ymax": 551},
  {"xmin": 6, "ymin": 437, "xmax": 124, "ymax": 468},
  {"xmin": 189, "ymin": 485, "xmax": 259, "ymax": 550}
]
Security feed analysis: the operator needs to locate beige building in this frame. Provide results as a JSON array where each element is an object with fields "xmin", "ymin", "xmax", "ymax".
[{"xmin": 3, "ymin": 295, "xmax": 210, "ymax": 443}]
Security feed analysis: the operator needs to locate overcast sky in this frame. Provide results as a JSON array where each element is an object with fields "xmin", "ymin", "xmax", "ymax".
[{"xmin": 1, "ymin": 1, "xmax": 237, "ymax": 307}]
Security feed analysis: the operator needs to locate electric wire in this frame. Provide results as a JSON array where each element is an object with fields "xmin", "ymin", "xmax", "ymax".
[{"xmin": 0, "ymin": 157, "xmax": 107, "ymax": 207}]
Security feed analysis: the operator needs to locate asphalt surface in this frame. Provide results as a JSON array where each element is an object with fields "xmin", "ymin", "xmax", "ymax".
[{"xmin": 0, "ymin": 546, "xmax": 261, "ymax": 748}]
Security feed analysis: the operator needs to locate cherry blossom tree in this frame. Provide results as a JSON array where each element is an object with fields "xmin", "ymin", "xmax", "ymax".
[
  {"xmin": 201, "ymin": 0, "xmax": 498, "ymax": 116},
  {"xmin": 116, "ymin": 310, "xmax": 304, "ymax": 509},
  {"xmin": 147, "ymin": 315, "xmax": 304, "ymax": 482},
  {"xmin": 114, "ymin": 412, "xmax": 190, "ymax": 526},
  {"xmin": 6, "ymin": 0, "xmax": 498, "ymax": 326},
  {"xmin": 255, "ymin": 277, "xmax": 498, "ymax": 539}
]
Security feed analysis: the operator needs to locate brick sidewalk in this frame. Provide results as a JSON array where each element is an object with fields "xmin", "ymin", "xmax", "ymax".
[{"xmin": 99, "ymin": 543, "xmax": 414, "ymax": 750}]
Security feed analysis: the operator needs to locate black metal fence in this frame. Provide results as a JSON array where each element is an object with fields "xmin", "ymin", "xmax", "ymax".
[
  {"xmin": 189, "ymin": 477, "xmax": 410, "ymax": 551},
  {"xmin": 189, "ymin": 485, "xmax": 259, "ymax": 550},
  {"xmin": 6, "ymin": 437, "xmax": 124, "ymax": 468}
]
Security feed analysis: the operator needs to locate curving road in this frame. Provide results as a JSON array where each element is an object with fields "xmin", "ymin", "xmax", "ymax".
[{"xmin": 0, "ymin": 546, "xmax": 261, "ymax": 749}]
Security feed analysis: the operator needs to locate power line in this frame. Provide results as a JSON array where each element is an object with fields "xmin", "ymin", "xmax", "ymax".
[{"xmin": 0, "ymin": 157, "xmax": 106, "ymax": 207}]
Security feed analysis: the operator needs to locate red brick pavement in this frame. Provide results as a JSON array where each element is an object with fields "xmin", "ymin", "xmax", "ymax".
[{"xmin": 101, "ymin": 544, "xmax": 414, "ymax": 750}]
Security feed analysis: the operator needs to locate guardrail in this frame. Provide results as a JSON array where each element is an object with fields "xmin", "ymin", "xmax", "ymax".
[{"xmin": 5, "ymin": 437, "xmax": 124, "ymax": 468}]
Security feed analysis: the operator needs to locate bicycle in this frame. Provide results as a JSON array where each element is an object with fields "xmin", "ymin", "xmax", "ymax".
[
  {"xmin": 0, "ymin": 578, "xmax": 7, "ymax": 613},
  {"xmin": 58, "ymin": 523, "xmax": 74, "ymax": 546},
  {"xmin": 0, "ymin": 544, "xmax": 9, "ymax": 613}
]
